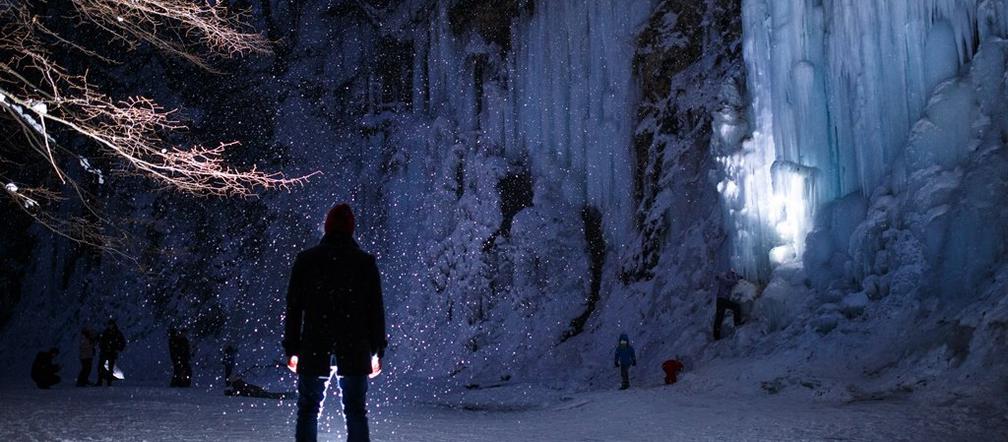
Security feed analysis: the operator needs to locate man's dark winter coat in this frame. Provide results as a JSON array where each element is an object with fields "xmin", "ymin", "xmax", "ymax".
[{"xmin": 283, "ymin": 233, "xmax": 387, "ymax": 377}]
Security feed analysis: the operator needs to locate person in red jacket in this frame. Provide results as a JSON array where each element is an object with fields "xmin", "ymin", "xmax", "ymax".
[{"xmin": 662, "ymin": 359, "xmax": 684, "ymax": 385}]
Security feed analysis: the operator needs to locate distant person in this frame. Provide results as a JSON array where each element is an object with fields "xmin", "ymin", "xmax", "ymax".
[
  {"xmin": 31, "ymin": 347, "xmax": 61, "ymax": 389},
  {"xmin": 283, "ymin": 203, "xmax": 387, "ymax": 442},
  {"xmin": 98, "ymin": 319, "xmax": 126, "ymax": 386},
  {"xmin": 222, "ymin": 344, "xmax": 237, "ymax": 387},
  {"xmin": 169, "ymin": 328, "xmax": 192, "ymax": 387},
  {"xmin": 225, "ymin": 376, "xmax": 293, "ymax": 400},
  {"xmin": 662, "ymin": 359, "xmax": 684, "ymax": 385},
  {"xmin": 713, "ymin": 270, "xmax": 742, "ymax": 340},
  {"xmin": 76, "ymin": 327, "xmax": 96, "ymax": 386},
  {"xmin": 614, "ymin": 334, "xmax": 636, "ymax": 390}
]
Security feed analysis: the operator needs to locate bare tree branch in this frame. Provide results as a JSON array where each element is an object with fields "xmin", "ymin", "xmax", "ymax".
[{"xmin": 0, "ymin": 0, "xmax": 316, "ymax": 259}]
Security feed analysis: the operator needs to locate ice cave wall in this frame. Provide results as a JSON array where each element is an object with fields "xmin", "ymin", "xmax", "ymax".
[
  {"xmin": 720, "ymin": 0, "xmax": 1008, "ymax": 287},
  {"xmin": 378, "ymin": 0, "xmax": 661, "ymax": 385},
  {"xmin": 711, "ymin": 0, "xmax": 1008, "ymax": 388},
  {"xmin": 414, "ymin": 0, "xmax": 653, "ymax": 237}
]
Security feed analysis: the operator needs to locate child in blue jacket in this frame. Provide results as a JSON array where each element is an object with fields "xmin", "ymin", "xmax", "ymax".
[{"xmin": 614, "ymin": 334, "xmax": 636, "ymax": 389}]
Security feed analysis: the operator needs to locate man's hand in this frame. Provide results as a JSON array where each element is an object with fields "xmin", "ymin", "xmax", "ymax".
[
  {"xmin": 372, "ymin": 344, "xmax": 386, "ymax": 359},
  {"xmin": 369, "ymin": 354, "xmax": 382, "ymax": 379},
  {"xmin": 286, "ymin": 355, "xmax": 299, "ymax": 373}
]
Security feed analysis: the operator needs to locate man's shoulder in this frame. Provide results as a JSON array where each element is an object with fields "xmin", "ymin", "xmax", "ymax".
[
  {"xmin": 296, "ymin": 244, "xmax": 374, "ymax": 265},
  {"xmin": 295, "ymin": 245, "xmax": 332, "ymax": 263},
  {"xmin": 359, "ymin": 249, "xmax": 376, "ymax": 263}
]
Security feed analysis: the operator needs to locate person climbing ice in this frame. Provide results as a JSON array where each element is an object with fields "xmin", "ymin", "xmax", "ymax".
[
  {"xmin": 614, "ymin": 333, "xmax": 636, "ymax": 390},
  {"xmin": 712, "ymin": 269, "xmax": 743, "ymax": 340},
  {"xmin": 283, "ymin": 202, "xmax": 387, "ymax": 442}
]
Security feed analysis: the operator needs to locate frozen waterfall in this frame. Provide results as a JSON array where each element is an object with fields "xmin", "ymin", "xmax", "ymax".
[
  {"xmin": 414, "ymin": 0, "xmax": 653, "ymax": 238},
  {"xmin": 720, "ymin": 0, "xmax": 1008, "ymax": 280}
]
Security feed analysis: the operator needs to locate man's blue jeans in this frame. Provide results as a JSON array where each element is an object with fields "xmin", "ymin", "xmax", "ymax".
[{"xmin": 296, "ymin": 374, "xmax": 370, "ymax": 442}]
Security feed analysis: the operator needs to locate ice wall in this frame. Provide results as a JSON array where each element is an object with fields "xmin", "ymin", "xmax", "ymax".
[
  {"xmin": 720, "ymin": 0, "xmax": 1008, "ymax": 280},
  {"xmin": 415, "ymin": 0, "xmax": 653, "ymax": 237},
  {"xmin": 381, "ymin": 0, "xmax": 656, "ymax": 384},
  {"xmin": 505, "ymin": 0, "xmax": 652, "ymax": 232}
]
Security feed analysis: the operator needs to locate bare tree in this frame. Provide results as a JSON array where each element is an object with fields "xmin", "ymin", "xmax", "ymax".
[{"xmin": 0, "ymin": 0, "xmax": 313, "ymax": 258}]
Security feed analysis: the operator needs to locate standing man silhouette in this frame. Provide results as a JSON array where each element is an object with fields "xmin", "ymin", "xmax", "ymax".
[
  {"xmin": 97, "ymin": 319, "xmax": 125, "ymax": 386},
  {"xmin": 283, "ymin": 203, "xmax": 387, "ymax": 442}
]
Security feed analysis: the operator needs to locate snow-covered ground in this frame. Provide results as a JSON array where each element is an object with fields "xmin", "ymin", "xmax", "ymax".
[{"xmin": 2, "ymin": 366, "xmax": 1004, "ymax": 442}]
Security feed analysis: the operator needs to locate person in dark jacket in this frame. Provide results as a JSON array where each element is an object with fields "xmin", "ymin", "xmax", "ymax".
[
  {"xmin": 713, "ymin": 270, "xmax": 742, "ymax": 340},
  {"xmin": 614, "ymin": 334, "xmax": 636, "ymax": 390},
  {"xmin": 169, "ymin": 328, "xmax": 192, "ymax": 387},
  {"xmin": 222, "ymin": 344, "xmax": 236, "ymax": 387},
  {"xmin": 31, "ymin": 348, "xmax": 61, "ymax": 389},
  {"xmin": 283, "ymin": 203, "xmax": 387, "ymax": 442},
  {"xmin": 76, "ymin": 327, "xmax": 96, "ymax": 386},
  {"xmin": 98, "ymin": 319, "xmax": 126, "ymax": 386}
]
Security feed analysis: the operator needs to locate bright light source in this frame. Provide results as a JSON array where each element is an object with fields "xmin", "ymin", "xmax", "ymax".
[
  {"xmin": 369, "ymin": 355, "xmax": 381, "ymax": 379},
  {"xmin": 769, "ymin": 245, "xmax": 795, "ymax": 265},
  {"xmin": 104, "ymin": 361, "xmax": 125, "ymax": 380}
]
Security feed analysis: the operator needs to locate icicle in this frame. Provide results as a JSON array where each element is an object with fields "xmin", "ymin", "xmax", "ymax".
[{"xmin": 723, "ymin": 0, "xmax": 1008, "ymax": 279}]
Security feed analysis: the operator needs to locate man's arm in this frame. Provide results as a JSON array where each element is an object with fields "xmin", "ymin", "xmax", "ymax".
[
  {"xmin": 282, "ymin": 254, "xmax": 306, "ymax": 359},
  {"xmin": 366, "ymin": 256, "xmax": 387, "ymax": 357}
]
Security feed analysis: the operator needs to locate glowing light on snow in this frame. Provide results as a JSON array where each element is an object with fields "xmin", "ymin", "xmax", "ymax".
[{"xmin": 103, "ymin": 361, "xmax": 125, "ymax": 380}]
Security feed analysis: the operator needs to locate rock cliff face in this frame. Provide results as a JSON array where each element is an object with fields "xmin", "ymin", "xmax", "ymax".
[
  {"xmin": 1, "ymin": 0, "xmax": 747, "ymax": 387},
  {"xmin": 6, "ymin": 0, "xmax": 1004, "ymax": 400}
]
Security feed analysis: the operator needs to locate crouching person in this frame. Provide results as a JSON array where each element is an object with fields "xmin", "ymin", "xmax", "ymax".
[
  {"xmin": 662, "ymin": 359, "xmax": 684, "ymax": 385},
  {"xmin": 283, "ymin": 203, "xmax": 387, "ymax": 442},
  {"xmin": 31, "ymin": 348, "xmax": 61, "ymax": 389}
]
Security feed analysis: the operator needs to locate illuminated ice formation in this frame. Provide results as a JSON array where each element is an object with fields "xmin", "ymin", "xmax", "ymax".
[{"xmin": 719, "ymin": 0, "xmax": 1008, "ymax": 280}]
